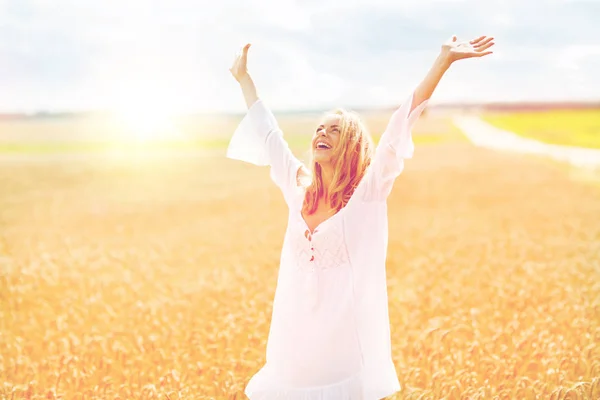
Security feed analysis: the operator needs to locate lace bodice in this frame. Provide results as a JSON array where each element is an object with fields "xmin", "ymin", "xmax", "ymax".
[{"xmin": 294, "ymin": 206, "xmax": 350, "ymax": 272}]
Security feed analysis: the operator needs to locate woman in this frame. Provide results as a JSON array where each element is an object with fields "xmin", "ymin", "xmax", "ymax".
[{"xmin": 227, "ymin": 35, "xmax": 494, "ymax": 400}]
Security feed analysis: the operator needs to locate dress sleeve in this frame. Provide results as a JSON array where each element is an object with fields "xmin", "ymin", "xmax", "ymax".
[
  {"xmin": 364, "ymin": 89, "xmax": 429, "ymax": 201},
  {"xmin": 226, "ymin": 98, "xmax": 305, "ymax": 204}
]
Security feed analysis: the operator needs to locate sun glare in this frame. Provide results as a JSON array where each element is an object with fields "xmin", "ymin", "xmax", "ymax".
[
  {"xmin": 117, "ymin": 107, "xmax": 175, "ymax": 142},
  {"xmin": 111, "ymin": 94, "xmax": 184, "ymax": 144}
]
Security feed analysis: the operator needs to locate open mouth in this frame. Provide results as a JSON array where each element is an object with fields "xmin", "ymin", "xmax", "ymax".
[{"xmin": 315, "ymin": 141, "xmax": 332, "ymax": 150}]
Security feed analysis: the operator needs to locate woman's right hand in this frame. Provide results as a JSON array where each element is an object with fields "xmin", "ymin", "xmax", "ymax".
[{"xmin": 229, "ymin": 43, "xmax": 252, "ymax": 83}]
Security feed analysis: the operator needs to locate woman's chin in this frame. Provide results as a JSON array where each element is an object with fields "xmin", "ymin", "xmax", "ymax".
[{"xmin": 313, "ymin": 151, "xmax": 331, "ymax": 163}]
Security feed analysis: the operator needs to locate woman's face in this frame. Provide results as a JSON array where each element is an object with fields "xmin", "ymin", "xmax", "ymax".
[{"xmin": 312, "ymin": 114, "xmax": 341, "ymax": 164}]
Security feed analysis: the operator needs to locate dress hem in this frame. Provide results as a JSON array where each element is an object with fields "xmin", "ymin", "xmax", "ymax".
[{"xmin": 244, "ymin": 360, "xmax": 401, "ymax": 400}]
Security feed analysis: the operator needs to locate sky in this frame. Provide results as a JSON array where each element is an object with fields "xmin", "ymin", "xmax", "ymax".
[{"xmin": 0, "ymin": 0, "xmax": 599, "ymax": 114}]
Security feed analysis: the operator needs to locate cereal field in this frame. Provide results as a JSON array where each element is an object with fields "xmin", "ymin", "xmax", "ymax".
[
  {"xmin": 482, "ymin": 109, "xmax": 600, "ymax": 149},
  {"xmin": 1, "ymin": 113, "xmax": 599, "ymax": 399}
]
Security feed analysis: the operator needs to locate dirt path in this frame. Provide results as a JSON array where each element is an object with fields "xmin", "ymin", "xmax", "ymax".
[{"xmin": 454, "ymin": 115, "xmax": 600, "ymax": 169}]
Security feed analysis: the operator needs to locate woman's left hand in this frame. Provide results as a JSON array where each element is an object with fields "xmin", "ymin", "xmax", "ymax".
[{"xmin": 441, "ymin": 35, "xmax": 495, "ymax": 64}]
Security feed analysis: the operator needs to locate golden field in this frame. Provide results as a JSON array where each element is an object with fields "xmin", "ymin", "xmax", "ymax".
[{"xmin": 1, "ymin": 113, "xmax": 600, "ymax": 399}]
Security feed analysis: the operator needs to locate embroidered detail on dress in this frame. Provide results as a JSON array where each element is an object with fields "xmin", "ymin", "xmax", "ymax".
[{"xmin": 294, "ymin": 216, "xmax": 349, "ymax": 273}]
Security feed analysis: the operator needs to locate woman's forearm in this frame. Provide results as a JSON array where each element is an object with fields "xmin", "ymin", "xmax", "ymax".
[
  {"xmin": 239, "ymin": 74, "xmax": 259, "ymax": 109},
  {"xmin": 411, "ymin": 52, "xmax": 452, "ymax": 113}
]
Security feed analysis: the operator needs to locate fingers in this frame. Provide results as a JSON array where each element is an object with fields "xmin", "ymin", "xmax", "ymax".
[
  {"xmin": 474, "ymin": 51, "xmax": 493, "ymax": 58},
  {"xmin": 230, "ymin": 43, "xmax": 252, "ymax": 79},
  {"xmin": 241, "ymin": 44, "xmax": 250, "ymax": 61},
  {"xmin": 240, "ymin": 43, "xmax": 251, "ymax": 56},
  {"xmin": 470, "ymin": 35, "xmax": 486, "ymax": 44},
  {"xmin": 474, "ymin": 36, "xmax": 494, "ymax": 48},
  {"xmin": 235, "ymin": 43, "xmax": 251, "ymax": 67},
  {"xmin": 476, "ymin": 40, "xmax": 495, "ymax": 52},
  {"xmin": 234, "ymin": 43, "xmax": 251, "ymax": 58},
  {"xmin": 445, "ymin": 35, "xmax": 457, "ymax": 45},
  {"xmin": 231, "ymin": 43, "xmax": 251, "ymax": 68}
]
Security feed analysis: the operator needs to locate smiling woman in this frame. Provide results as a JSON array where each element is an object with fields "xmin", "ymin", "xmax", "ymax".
[
  {"xmin": 305, "ymin": 108, "xmax": 374, "ymax": 219},
  {"xmin": 226, "ymin": 36, "xmax": 494, "ymax": 400}
]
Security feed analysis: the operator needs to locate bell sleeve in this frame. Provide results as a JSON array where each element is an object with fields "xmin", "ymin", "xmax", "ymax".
[
  {"xmin": 366, "ymin": 89, "xmax": 429, "ymax": 200},
  {"xmin": 226, "ymin": 98, "xmax": 305, "ymax": 204}
]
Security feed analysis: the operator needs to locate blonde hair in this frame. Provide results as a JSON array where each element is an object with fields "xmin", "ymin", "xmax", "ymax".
[{"xmin": 301, "ymin": 108, "xmax": 375, "ymax": 216}]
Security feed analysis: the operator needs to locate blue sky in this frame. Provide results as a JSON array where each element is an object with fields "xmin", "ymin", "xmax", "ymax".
[{"xmin": 0, "ymin": 0, "xmax": 598, "ymax": 114}]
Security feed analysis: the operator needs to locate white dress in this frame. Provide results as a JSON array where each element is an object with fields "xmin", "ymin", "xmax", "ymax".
[{"xmin": 226, "ymin": 90, "xmax": 428, "ymax": 400}]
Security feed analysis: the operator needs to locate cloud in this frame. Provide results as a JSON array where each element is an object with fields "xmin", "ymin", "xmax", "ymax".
[{"xmin": 0, "ymin": 0, "xmax": 598, "ymax": 113}]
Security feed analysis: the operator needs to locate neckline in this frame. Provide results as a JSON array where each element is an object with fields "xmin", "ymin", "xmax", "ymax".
[
  {"xmin": 298, "ymin": 204, "xmax": 343, "ymax": 236},
  {"xmin": 296, "ymin": 163, "xmax": 372, "ymax": 235}
]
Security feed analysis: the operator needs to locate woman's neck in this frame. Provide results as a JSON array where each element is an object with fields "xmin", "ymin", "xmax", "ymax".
[{"xmin": 319, "ymin": 163, "xmax": 334, "ymax": 204}]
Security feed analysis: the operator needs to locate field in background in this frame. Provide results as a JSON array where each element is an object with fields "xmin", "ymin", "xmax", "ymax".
[
  {"xmin": 0, "ymin": 110, "xmax": 466, "ymax": 154},
  {"xmin": 482, "ymin": 109, "xmax": 600, "ymax": 149},
  {"xmin": 1, "ymin": 113, "xmax": 600, "ymax": 399},
  {"xmin": 3, "ymin": 108, "xmax": 599, "ymax": 156}
]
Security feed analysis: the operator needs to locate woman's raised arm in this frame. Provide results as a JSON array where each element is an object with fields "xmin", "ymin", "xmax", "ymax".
[
  {"xmin": 365, "ymin": 35, "xmax": 495, "ymax": 201},
  {"xmin": 411, "ymin": 35, "xmax": 495, "ymax": 113},
  {"xmin": 230, "ymin": 44, "xmax": 258, "ymax": 109},
  {"xmin": 227, "ymin": 44, "xmax": 306, "ymax": 206}
]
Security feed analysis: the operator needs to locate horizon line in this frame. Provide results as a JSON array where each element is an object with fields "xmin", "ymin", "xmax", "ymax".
[{"xmin": 0, "ymin": 99, "xmax": 599, "ymax": 119}]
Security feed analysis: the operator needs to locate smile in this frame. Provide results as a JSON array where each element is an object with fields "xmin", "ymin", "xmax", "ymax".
[{"xmin": 315, "ymin": 141, "xmax": 332, "ymax": 150}]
